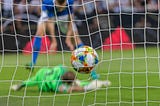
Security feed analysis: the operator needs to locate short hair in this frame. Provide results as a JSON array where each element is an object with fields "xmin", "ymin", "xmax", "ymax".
[
  {"xmin": 57, "ymin": 0, "xmax": 66, "ymax": 5},
  {"xmin": 61, "ymin": 71, "xmax": 76, "ymax": 84}
]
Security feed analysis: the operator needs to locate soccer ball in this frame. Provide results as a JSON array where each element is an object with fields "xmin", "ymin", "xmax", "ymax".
[{"xmin": 71, "ymin": 46, "xmax": 99, "ymax": 74}]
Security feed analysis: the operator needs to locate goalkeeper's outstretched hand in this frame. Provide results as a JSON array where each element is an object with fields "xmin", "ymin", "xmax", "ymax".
[{"xmin": 84, "ymin": 80, "xmax": 111, "ymax": 91}]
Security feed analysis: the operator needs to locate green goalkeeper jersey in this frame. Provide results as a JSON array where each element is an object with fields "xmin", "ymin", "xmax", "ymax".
[{"xmin": 23, "ymin": 65, "xmax": 67, "ymax": 92}]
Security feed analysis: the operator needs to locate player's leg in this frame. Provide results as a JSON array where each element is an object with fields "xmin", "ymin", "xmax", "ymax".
[
  {"xmin": 26, "ymin": 22, "xmax": 45, "ymax": 70},
  {"xmin": 11, "ymin": 68, "xmax": 46, "ymax": 91},
  {"xmin": 23, "ymin": 68, "xmax": 47, "ymax": 86},
  {"xmin": 58, "ymin": 15, "xmax": 84, "ymax": 50},
  {"xmin": 11, "ymin": 75, "xmax": 39, "ymax": 91},
  {"xmin": 46, "ymin": 19, "xmax": 57, "ymax": 53},
  {"xmin": 26, "ymin": 12, "xmax": 48, "ymax": 70},
  {"xmin": 71, "ymin": 23, "xmax": 84, "ymax": 48},
  {"xmin": 32, "ymin": 22, "xmax": 46, "ymax": 64}
]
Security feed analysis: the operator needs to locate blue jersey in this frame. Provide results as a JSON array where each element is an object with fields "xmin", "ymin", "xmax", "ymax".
[{"xmin": 42, "ymin": 0, "xmax": 74, "ymax": 17}]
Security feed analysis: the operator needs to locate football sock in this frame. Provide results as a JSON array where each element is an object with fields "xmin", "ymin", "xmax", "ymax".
[
  {"xmin": 32, "ymin": 36, "xmax": 42, "ymax": 66},
  {"xmin": 90, "ymin": 69, "xmax": 99, "ymax": 80},
  {"xmin": 77, "ymin": 43, "xmax": 84, "ymax": 48}
]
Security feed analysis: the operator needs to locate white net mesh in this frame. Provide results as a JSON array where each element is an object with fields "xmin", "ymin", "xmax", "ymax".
[{"xmin": 0, "ymin": 0, "xmax": 160, "ymax": 106}]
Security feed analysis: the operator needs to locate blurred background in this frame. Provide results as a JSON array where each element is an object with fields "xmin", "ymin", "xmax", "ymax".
[{"xmin": 0, "ymin": 0, "xmax": 159, "ymax": 52}]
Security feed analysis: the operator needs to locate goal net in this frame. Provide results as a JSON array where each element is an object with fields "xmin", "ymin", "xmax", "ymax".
[{"xmin": 0, "ymin": 0, "xmax": 160, "ymax": 106}]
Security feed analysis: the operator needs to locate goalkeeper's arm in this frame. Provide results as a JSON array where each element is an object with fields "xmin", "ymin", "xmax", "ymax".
[{"xmin": 59, "ymin": 80, "xmax": 111, "ymax": 93}]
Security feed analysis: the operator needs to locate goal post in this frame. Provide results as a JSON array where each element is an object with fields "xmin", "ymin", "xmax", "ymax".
[{"xmin": 0, "ymin": 0, "xmax": 160, "ymax": 106}]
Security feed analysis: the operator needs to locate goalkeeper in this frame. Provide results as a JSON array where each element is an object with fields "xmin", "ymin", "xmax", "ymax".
[
  {"xmin": 11, "ymin": 65, "xmax": 111, "ymax": 93},
  {"xmin": 26, "ymin": 0, "xmax": 84, "ymax": 69}
]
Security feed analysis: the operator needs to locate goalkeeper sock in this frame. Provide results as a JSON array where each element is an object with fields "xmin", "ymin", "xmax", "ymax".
[
  {"xmin": 32, "ymin": 36, "xmax": 42, "ymax": 65},
  {"xmin": 90, "ymin": 69, "xmax": 99, "ymax": 80}
]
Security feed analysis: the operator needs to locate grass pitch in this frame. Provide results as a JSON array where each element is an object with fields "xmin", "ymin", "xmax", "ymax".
[{"xmin": 0, "ymin": 47, "xmax": 160, "ymax": 106}]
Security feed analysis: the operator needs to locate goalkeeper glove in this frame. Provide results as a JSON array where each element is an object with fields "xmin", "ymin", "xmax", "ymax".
[{"xmin": 83, "ymin": 80, "xmax": 111, "ymax": 91}]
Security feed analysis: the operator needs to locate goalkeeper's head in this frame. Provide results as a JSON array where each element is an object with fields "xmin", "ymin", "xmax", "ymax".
[{"xmin": 61, "ymin": 71, "xmax": 76, "ymax": 85}]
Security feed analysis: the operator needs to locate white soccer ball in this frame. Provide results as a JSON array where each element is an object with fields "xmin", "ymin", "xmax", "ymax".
[{"xmin": 71, "ymin": 46, "xmax": 99, "ymax": 74}]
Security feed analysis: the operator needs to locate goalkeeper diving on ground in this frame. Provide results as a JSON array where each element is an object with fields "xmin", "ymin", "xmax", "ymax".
[
  {"xmin": 26, "ymin": 0, "xmax": 84, "ymax": 70},
  {"xmin": 11, "ymin": 65, "xmax": 111, "ymax": 93}
]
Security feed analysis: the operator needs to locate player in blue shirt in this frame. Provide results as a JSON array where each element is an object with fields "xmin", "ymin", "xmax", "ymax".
[{"xmin": 26, "ymin": 0, "xmax": 84, "ymax": 70}]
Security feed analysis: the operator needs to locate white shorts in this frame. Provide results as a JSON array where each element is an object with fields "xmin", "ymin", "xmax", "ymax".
[{"xmin": 38, "ymin": 11, "xmax": 78, "ymax": 34}]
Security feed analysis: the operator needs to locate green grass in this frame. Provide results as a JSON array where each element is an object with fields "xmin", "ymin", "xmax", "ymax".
[{"xmin": 1, "ymin": 47, "xmax": 160, "ymax": 106}]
